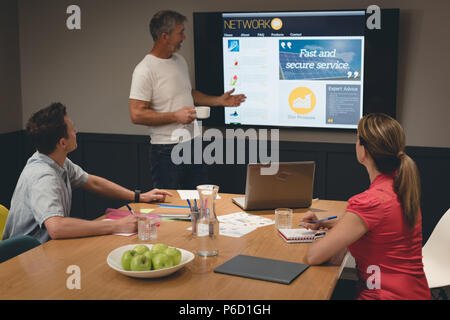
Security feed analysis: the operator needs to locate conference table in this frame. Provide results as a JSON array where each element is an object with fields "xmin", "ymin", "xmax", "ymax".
[{"xmin": 0, "ymin": 192, "xmax": 348, "ymax": 300}]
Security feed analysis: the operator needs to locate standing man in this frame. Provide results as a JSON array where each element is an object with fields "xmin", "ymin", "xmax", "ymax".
[
  {"xmin": 129, "ymin": 10, "xmax": 246, "ymax": 189},
  {"xmin": 3, "ymin": 102, "xmax": 172, "ymax": 243}
]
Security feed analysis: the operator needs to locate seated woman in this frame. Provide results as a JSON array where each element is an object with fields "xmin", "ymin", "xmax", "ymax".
[{"xmin": 301, "ymin": 113, "xmax": 430, "ymax": 300}]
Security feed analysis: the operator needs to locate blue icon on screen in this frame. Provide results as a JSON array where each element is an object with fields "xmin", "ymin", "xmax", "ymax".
[{"xmin": 228, "ymin": 40, "xmax": 239, "ymax": 52}]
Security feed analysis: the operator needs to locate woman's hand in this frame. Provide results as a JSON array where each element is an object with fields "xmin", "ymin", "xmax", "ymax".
[{"xmin": 299, "ymin": 211, "xmax": 323, "ymax": 230}]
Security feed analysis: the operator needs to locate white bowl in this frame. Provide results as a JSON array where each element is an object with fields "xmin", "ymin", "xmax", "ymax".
[{"xmin": 107, "ymin": 244, "xmax": 195, "ymax": 278}]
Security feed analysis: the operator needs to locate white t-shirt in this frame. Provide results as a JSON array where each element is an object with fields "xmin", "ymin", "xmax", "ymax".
[{"xmin": 129, "ymin": 53, "xmax": 199, "ymax": 144}]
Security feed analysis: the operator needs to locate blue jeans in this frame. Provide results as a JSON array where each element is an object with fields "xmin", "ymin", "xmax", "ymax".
[{"xmin": 150, "ymin": 139, "xmax": 208, "ymax": 190}]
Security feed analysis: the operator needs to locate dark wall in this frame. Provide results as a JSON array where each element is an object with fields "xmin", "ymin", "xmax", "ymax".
[
  {"xmin": 0, "ymin": 131, "xmax": 24, "ymax": 209},
  {"xmin": 1, "ymin": 131, "xmax": 449, "ymax": 244}
]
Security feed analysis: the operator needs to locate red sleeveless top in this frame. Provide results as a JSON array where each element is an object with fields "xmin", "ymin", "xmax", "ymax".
[{"xmin": 347, "ymin": 173, "xmax": 430, "ymax": 300}]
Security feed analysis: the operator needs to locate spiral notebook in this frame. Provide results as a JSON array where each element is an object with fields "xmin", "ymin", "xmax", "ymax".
[{"xmin": 278, "ymin": 228, "xmax": 318, "ymax": 243}]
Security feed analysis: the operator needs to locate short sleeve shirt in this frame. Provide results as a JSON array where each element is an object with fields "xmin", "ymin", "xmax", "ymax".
[
  {"xmin": 346, "ymin": 173, "xmax": 430, "ymax": 300},
  {"xmin": 2, "ymin": 152, "xmax": 88, "ymax": 243},
  {"xmin": 129, "ymin": 53, "xmax": 200, "ymax": 144}
]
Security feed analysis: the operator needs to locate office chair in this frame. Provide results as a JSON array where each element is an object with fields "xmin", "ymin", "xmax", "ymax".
[
  {"xmin": 0, "ymin": 234, "xmax": 41, "ymax": 264},
  {"xmin": 422, "ymin": 208, "xmax": 450, "ymax": 300},
  {"xmin": 0, "ymin": 204, "xmax": 9, "ymax": 242},
  {"xmin": 331, "ymin": 251, "xmax": 358, "ymax": 300}
]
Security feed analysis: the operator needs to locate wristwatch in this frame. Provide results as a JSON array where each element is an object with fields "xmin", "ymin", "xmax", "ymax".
[{"xmin": 134, "ymin": 190, "xmax": 141, "ymax": 203}]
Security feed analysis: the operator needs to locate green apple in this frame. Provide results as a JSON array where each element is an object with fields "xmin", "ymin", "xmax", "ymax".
[
  {"xmin": 164, "ymin": 247, "xmax": 182, "ymax": 266},
  {"xmin": 143, "ymin": 250, "xmax": 153, "ymax": 269},
  {"xmin": 130, "ymin": 254, "xmax": 151, "ymax": 271},
  {"xmin": 151, "ymin": 243, "xmax": 168, "ymax": 254},
  {"xmin": 121, "ymin": 250, "xmax": 138, "ymax": 271},
  {"xmin": 152, "ymin": 253, "xmax": 173, "ymax": 270},
  {"xmin": 133, "ymin": 244, "xmax": 150, "ymax": 255}
]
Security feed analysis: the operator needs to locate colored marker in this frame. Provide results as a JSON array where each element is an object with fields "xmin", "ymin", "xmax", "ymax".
[{"xmin": 158, "ymin": 204, "xmax": 190, "ymax": 209}]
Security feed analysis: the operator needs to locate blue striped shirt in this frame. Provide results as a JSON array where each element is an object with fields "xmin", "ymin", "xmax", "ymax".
[{"xmin": 3, "ymin": 151, "xmax": 88, "ymax": 243}]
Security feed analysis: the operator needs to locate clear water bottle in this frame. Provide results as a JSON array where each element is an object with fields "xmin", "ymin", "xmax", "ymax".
[{"xmin": 196, "ymin": 185, "xmax": 220, "ymax": 257}]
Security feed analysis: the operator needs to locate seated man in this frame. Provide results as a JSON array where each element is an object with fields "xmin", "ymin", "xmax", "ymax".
[{"xmin": 3, "ymin": 102, "xmax": 172, "ymax": 243}]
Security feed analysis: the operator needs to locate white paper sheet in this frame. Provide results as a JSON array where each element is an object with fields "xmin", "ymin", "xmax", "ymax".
[
  {"xmin": 217, "ymin": 212, "xmax": 275, "ymax": 228},
  {"xmin": 187, "ymin": 212, "xmax": 274, "ymax": 238},
  {"xmin": 219, "ymin": 223, "xmax": 258, "ymax": 238},
  {"xmin": 187, "ymin": 223, "xmax": 257, "ymax": 238},
  {"xmin": 177, "ymin": 190, "xmax": 221, "ymax": 200}
]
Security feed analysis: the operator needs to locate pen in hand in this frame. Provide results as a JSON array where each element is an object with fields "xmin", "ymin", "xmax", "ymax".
[
  {"xmin": 298, "ymin": 215, "xmax": 337, "ymax": 227},
  {"xmin": 125, "ymin": 203, "xmax": 135, "ymax": 215}
]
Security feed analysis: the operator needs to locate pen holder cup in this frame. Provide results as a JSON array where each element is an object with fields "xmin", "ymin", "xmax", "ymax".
[{"xmin": 190, "ymin": 209, "xmax": 199, "ymax": 235}]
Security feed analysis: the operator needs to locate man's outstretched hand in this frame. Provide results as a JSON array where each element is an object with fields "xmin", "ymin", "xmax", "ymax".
[{"xmin": 219, "ymin": 88, "xmax": 246, "ymax": 107}]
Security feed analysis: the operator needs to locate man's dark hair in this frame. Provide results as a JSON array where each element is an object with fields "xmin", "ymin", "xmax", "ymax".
[
  {"xmin": 149, "ymin": 10, "xmax": 187, "ymax": 41},
  {"xmin": 26, "ymin": 102, "xmax": 68, "ymax": 155}
]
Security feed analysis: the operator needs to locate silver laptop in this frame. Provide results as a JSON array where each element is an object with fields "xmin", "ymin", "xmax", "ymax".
[{"xmin": 232, "ymin": 161, "xmax": 315, "ymax": 210}]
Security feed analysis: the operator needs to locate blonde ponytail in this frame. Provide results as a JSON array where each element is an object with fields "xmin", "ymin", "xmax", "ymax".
[
  {"xmin": 394, "ymin": 153, "xmax": 421, "ymax": 228},
  {"xmin": 358, "ymin": 114, "xmax": 421, "ymax": 229}
]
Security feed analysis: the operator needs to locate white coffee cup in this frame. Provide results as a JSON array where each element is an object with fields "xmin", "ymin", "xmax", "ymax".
[{"xmin": 195, "ymin": 106, "xmax": 210, "ymax": 119}]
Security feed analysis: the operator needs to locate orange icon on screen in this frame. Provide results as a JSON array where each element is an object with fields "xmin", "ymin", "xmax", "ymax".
[
  {"xmin": 271, "ymin": 18, "xmax": 283, "ymax": 30},
  {"xmin": 288, "ymin": 87, "xmax": 316, "ymax": 115}
]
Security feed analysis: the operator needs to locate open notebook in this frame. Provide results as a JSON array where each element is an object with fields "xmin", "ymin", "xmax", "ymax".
[{"xmin": 278, "ymin": 228, "xmax": 324, "ymax": 243}]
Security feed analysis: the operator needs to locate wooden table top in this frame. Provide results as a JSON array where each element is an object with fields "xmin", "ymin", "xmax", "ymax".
[{"xmin": 0, "ymin": 192, "xmax": 348, "ymax": 300}]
